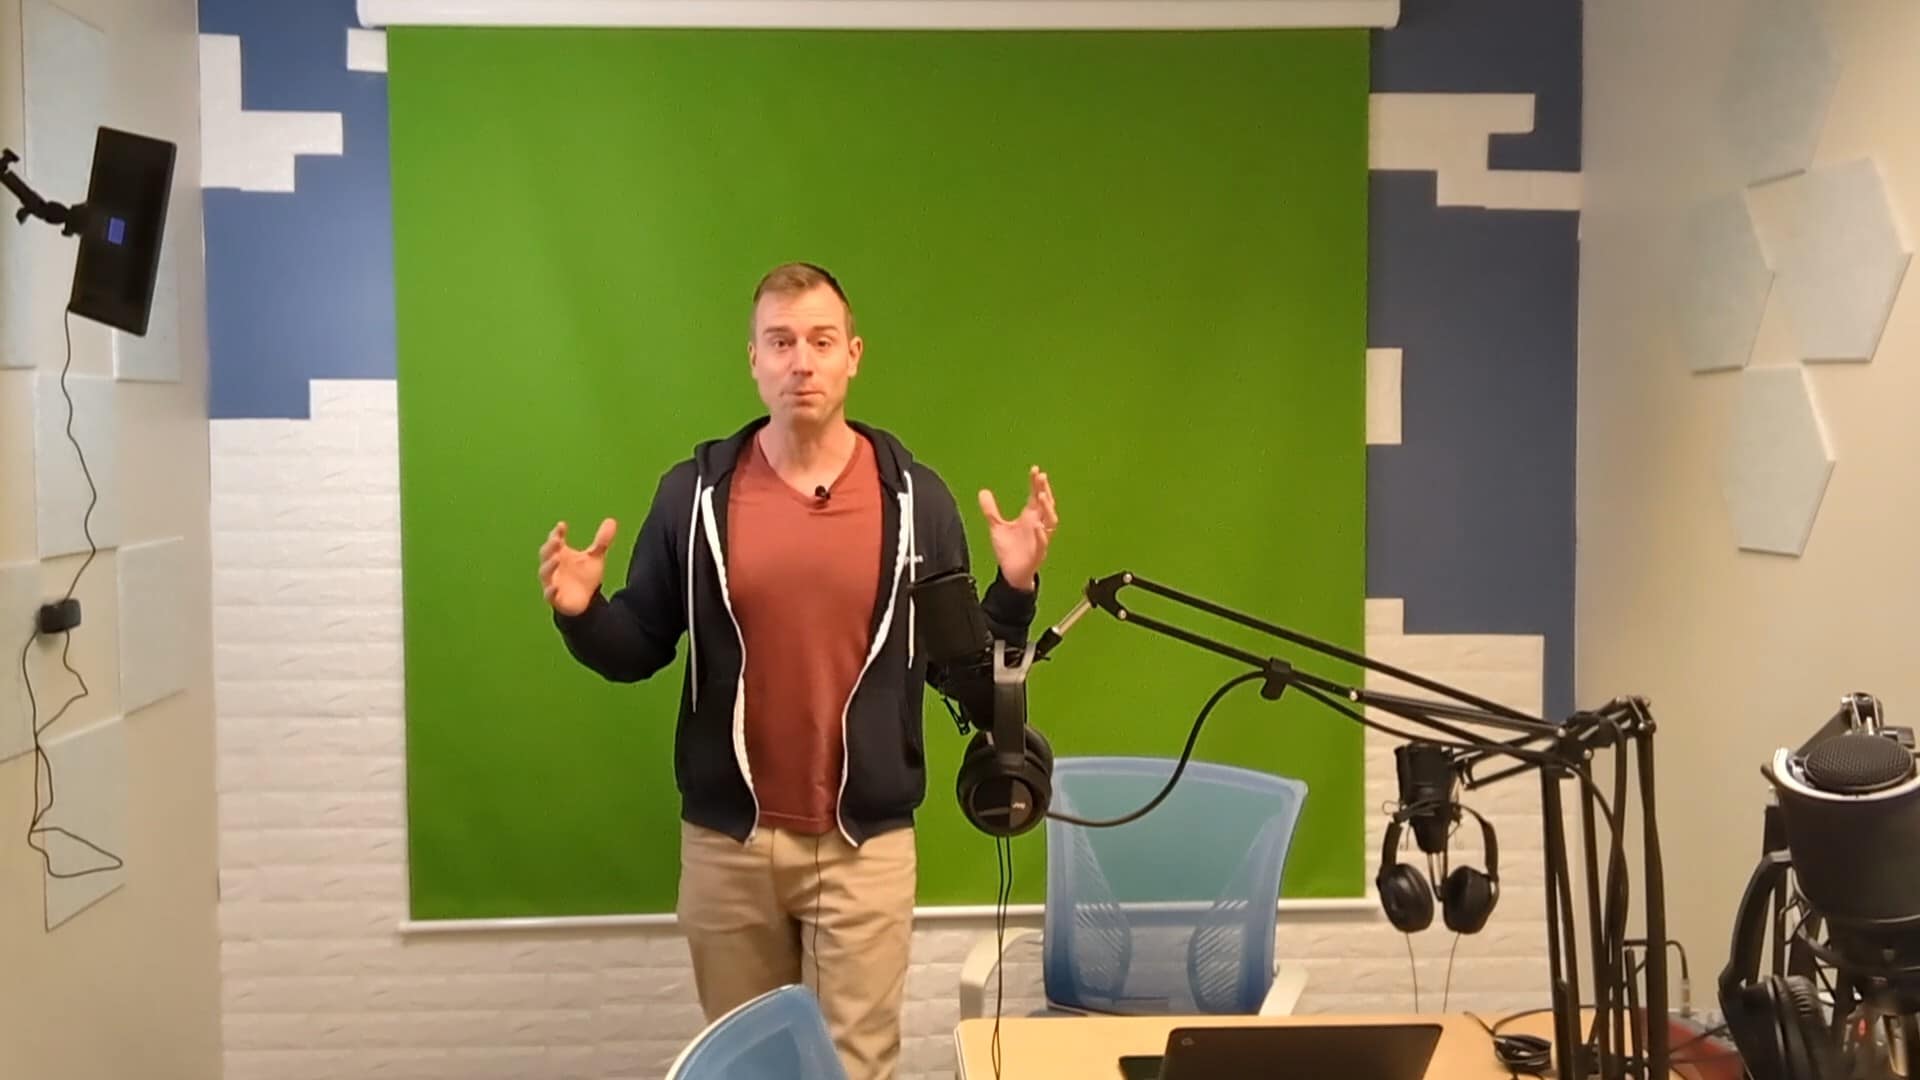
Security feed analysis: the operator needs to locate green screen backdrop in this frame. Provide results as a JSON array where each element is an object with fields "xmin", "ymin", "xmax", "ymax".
[{"xmin": 389, "ymin": 27, "xmax": 1369, "ymax": 918}]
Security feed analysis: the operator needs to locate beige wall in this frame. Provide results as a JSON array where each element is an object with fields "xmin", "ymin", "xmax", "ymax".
[
  {"xmin": 0, "ymin": 0, "xmax": 218, "ymax": 1076},
  {"xmin": 1580, "ymin": 0, "xmax": 1920, "ymax": 985}
]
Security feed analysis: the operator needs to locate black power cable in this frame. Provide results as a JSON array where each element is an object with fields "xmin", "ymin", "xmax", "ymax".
[{"xmin": 20, "ymin": 310, "xmax": 124, "ymax": 928}]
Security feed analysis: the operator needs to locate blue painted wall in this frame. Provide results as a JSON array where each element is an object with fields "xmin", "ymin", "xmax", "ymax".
[
  {"xmin": 1370, "ymin": 1, "xmax": 1581, "ymax": 720},
  {"xmin": 200, "ymin": 0, "xmax": 393, "ymax": 420},
  {"xmin": 197, "ymin": 0, "xmax": 1581, "ymax": 720},
  {"xmin": 1374, "ymin": 0, "xmax": 1582, "ymax": 172}
]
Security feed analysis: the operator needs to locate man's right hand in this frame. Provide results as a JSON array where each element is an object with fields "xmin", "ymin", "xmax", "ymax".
[{"xmin": 539, "ymin": 518, "xmax": 617, "ymax": 616}]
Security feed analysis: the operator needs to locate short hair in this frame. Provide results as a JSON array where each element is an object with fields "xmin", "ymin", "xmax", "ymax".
[{"xmin": 751, "ymin": 262, "xmax": 855, "ymax": 336}]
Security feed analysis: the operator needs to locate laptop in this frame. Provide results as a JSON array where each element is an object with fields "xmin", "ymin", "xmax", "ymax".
[{"xmin": 1116, "ymin": 1021, "xmax": 1445, "ymax": 1080}]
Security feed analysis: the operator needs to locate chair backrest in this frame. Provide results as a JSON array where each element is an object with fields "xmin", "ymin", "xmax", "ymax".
[
  {"xmin": 665, "ymin": 984, "xmax": 848, "ymax": 1080},
  {"xmin": 1042, "ymin": 756, "xmax": 1308, "ymax": 1015}
]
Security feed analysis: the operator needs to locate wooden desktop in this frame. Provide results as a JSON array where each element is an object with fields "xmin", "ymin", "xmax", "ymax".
[{"xmin": 953, "ymin": 1009, "xmax": 1737, "ymax": 1079}]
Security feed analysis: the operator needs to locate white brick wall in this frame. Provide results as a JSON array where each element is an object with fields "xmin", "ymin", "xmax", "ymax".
[{"xmin": 212, "ymin": 380, "xmax": 1554, "ymax": 1079}]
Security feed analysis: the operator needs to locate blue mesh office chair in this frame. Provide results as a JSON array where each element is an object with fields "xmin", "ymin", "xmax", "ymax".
[
  {"xmin": 666, "ymin": 984, "xmax": 848, "ymax": 1080},
  {"xmin": 959, "ymin": 756, "xmax": 1310, "ymax": 1020}
]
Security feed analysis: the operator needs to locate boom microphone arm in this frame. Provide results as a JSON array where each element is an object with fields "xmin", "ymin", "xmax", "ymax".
[
  {"xmin": 1045, "ymin": 572, "xmax": 1562, "ymax": 746},
  {"xmin": 1041, "ymin": 570, "xmax": 1670, "ymax": 1080}
]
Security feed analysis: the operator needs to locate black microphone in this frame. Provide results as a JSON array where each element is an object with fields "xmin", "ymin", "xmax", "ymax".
[
  {"xmin": 814, "ymin": 484, "xmax": 830, "ymax": 502},
  {"xmin": 1395, "ymin": 742, "xmax": 1457, "ymax": 855},
  {"xmin": 911, "ymin": 568, "xmax": 997, "ymax": 727},
  {"xmin": 911, "ymin": 569, "xmax": 1042, "ymax": 774},
  {"xmin": 1760, "ymin": 693, "xmax": 1920, "ymax": 1007}
]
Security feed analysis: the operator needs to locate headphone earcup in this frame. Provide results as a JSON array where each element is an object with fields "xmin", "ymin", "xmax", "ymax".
[
  {"xmin": 955, "ymin": 728, "xmax": 1051, "ymax": 838},
  {"xmin": 1376, "ymin": 864, "xmax": 1434, "ymax": 933},
  {"xmin": 1023, "ymin": 726, "xmax": 1053, "ymax": 814},
  {"xmin": 955, "ymin": 729, "xmax": 994, "ymax": 818},
  {"xmin": 1723, "ymin": 978, "xmax": 1791, "ymax": 1080},
  {"xmin": 1776, "ymin": 975, "xmax": 1836, "ymax": 1080},
  {"xmin": 1441, "ymin": 865, "xmax": 1497, "ymax": 935}
]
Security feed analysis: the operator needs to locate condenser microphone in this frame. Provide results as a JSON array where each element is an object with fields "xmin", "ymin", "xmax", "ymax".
[
  {"xmin": 814, "ymin": 485, "xmax": 830, "ymax": 502},
  {"xmin": 912, "ymin": 568, "xmax": 995, "ymax": 725},
  {"xmin": 1763, "ymin": 694, "xmax": 1920, "ymax": 1003},
  {"xmin": 1396, "ymin": 742, "xmax": 1458, "ymax": 855}
]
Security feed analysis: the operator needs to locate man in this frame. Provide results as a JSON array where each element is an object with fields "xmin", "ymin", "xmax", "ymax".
[{"xmin": 537, "ymin": 262, "xmax": 1058, "ymax": 1079}]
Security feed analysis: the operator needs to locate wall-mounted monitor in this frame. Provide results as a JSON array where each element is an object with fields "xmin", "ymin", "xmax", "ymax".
[{"xmin": 2, "ymin": 125, "xmax": 176, "ymax": 336}]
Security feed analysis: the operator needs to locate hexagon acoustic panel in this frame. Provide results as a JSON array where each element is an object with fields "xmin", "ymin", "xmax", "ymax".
[
  {"xmin": 1724, "ymin": 365, "xmax": 1832, "ymax": 556},
  {"xmin": 1719, "ymin": 0, "xmax": 1836, "ymax": 185},
  {"xmin": 1677, "ymin": 191, "xmax": 1774, "ymax": 374},
  {"xmin": 1765, "ymin": 159, "xmax": 1912, "ymax": 363}
]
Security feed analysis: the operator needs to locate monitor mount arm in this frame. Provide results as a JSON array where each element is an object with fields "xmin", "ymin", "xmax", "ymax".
[{"xmin": 0, "ymin": 148, "xmax": 86, "ymax": 235}]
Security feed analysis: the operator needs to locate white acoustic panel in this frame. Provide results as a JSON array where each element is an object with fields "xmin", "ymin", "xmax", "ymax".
[
  {"xmin": 1370, "ymin": 93, "xmax": 1582, "ymax": 211},
  {"xmin": 1678, "ymin": 192, "xmax": 1774, "ymax": 374},
  {"xmin": 38, "ymin": 715, "xmax": 128, "ymax": 930},
  {"xmin": 1718, "ymin": 0, "xmax": 1836, "ymax": 185},
  {"xmin": 118, "ymin": 537, "xmax": 190, "ymax": 713},
  {"xmin": 1724, "ymin": 366, "xmax": 1833, "ymax": 556},
  {"xmin": 20, "ymin": 1, "xmax": 114, "ymax": 371},
  {"xmin": 0, "ymin": 562, "xmax": 39, "ymax": 763},
  {"xmin": 1366, "ymin": 348, "xmax": 1402, "ymax": 445},
  {"xmin": 34, "ymin": 374, "xmax": 121, "ymax": 557},
  {"xmin": 199, "ymin": 34, "xmax": 344, "ymax": 192},
  {"xmin": 0, "ymin": 225, "xmax": 29, "ymax": 369},
  {"xmin": 22, "ymin": 0, "xmax": 109, "ymax": 201},
  {"xmin": 347, "ymin": 28, "xmax": 388, "ymax": 72},
  {"xmin": 1762, "ymin": 159, "xmax": 1912, "ymax": 363},
  {"xmin": 113, "ymin": 242, "xmax": 182, "ymax": 382}
]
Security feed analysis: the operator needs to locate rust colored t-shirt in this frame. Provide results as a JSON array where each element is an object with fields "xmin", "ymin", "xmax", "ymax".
[{"xmin": 726, "ymin": 431, "xmax": 883, "ymax": 834}]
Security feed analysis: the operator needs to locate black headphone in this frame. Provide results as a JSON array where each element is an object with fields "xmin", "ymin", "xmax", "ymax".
[
  {"xmin": 954, "ymin": 640, "xmax": 1053, "ymax": 837},
  {"xmin": 956, "ymin": 721, "xmax": 1053, "ymax": 838},
  {"xmin": 1719, "ymin": 851, "xmax": 1840, "ymax": 1080},
  {"xmin": 1376, "ymin": 802, "xmax": 1500, "ymax": 935}
]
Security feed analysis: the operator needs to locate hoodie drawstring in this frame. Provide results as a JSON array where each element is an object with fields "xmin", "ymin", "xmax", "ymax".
[
  {"xmin": 687, "ymin": 476, "xmax": 702, "ymax": 709},
  {"xmin": 904, "ymin": 472, "xmax": 916, "ymax": 668}
]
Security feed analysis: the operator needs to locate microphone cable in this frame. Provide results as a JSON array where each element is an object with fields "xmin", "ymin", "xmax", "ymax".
[
  {"xmin": 1466, "ymin": 1009, "xmax": 1554, "ymax": 1079},
  {"xmin": 1045, "ymin": 671, "xmax": 1261, "ymax": 828},
  {"xmin": 990, "ymin": 833, "xmax": 1013, "ymax": 1079},
  {"xmin": 1043, "ymin": 659, "xmax": 1573, "ymax": 831},
  {"xmin": 1044, "ymin": 666, "xmax": 1591, "ymax": 831}
]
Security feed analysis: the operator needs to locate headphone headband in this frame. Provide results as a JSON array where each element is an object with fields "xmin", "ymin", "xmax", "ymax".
[
  {"xmin": 1457, "ymin": 803, "xmax": 1498, "ymax": 881},
  {"xmin": 1379, "ymin": 802, "xmax": 1440, "ymax": 877},
  {"xmin": 1380, "ymin": 801, "xmax": 1497, "ymax": 881}
]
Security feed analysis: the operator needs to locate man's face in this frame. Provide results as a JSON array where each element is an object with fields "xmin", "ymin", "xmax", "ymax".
[{"xmin": 749, "ymin": 284, "xmax": 862, "ymax": 428}]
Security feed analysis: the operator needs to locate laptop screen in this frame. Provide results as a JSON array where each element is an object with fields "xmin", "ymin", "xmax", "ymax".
[{"xmin": 1126, "ymin": 1022, "xmax": 1446, "ymax": 1080}]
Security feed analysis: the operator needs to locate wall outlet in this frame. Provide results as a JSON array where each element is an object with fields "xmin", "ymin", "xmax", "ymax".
[{"xmin": 36, "ymin": 597, "xmax": 81, "ymax": 634}]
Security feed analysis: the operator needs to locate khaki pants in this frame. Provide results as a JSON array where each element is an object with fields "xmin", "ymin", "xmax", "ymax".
[{"xmin": 676, "ymin": 821, "xmax": 917, "ymax": 1080}]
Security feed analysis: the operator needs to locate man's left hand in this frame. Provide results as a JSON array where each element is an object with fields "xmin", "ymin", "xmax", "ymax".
[{"xmin": 979, "ymin": 466, "xmax": 1059, "ymax": 593}]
